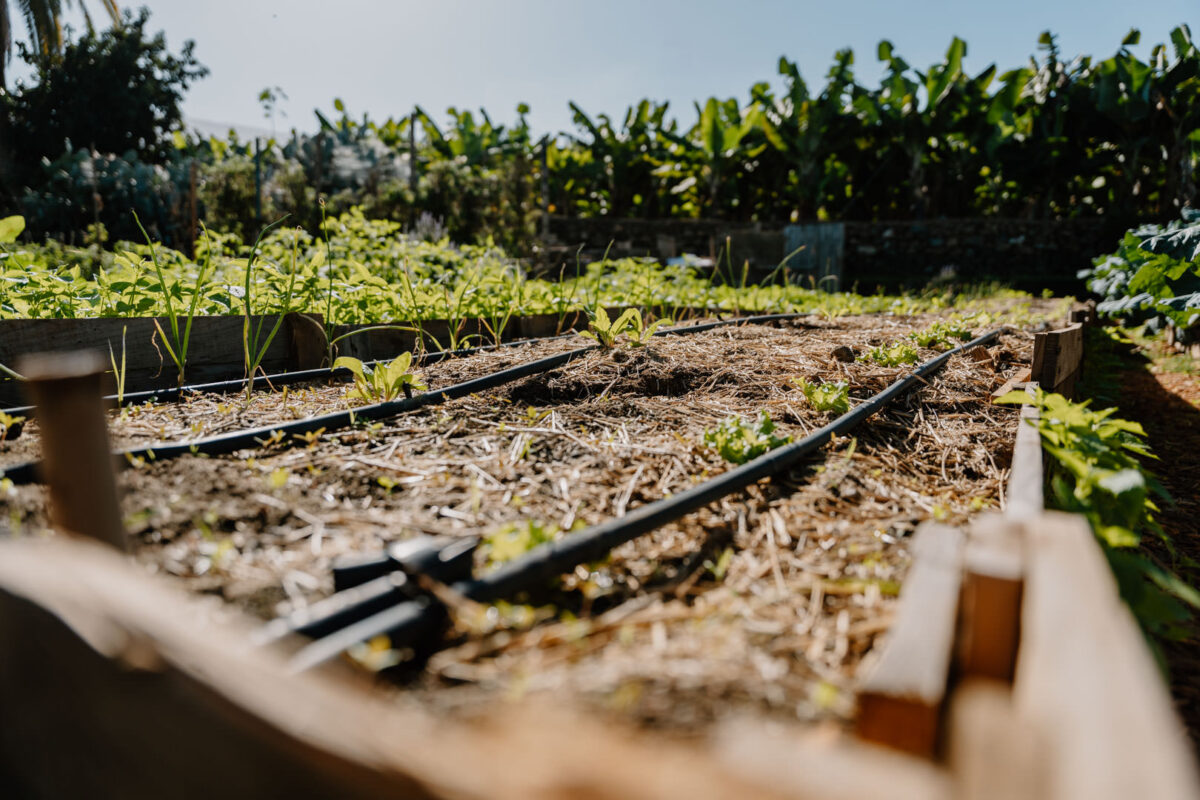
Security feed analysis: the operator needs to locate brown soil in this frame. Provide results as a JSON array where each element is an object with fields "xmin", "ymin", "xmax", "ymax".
[{"xmin": 0, "ymin": 314, "xmax": 1031, "ymax": 733}]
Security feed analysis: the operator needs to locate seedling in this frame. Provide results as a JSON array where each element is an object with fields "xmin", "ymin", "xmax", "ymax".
[
  {"xmin": 703, "ymin": 411, "xmax": 792, "ymax": 464},
  {"xmin": 791, "ymin": 377, "xmax": 851, "ymax": 415},
  {"xmin": 862, "ymin": 342, "xmax": 920, "ymax": 366},
  {"xmin": 909, "ymin": 319, "xmax": 973, "ymax": 349},
  {"xmin": 578, "ymin": 307, "xmax": 668, "ymax": 348},
  {"xmin": 334, "ymin": 352, "xmax": 427, "ymax": 403},
  {"xmin": 0, "ymin": 410, "xmax": 24, "ymax": 441}
]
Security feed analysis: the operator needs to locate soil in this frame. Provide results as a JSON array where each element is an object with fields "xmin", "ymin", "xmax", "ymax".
[{"xmin": 0, "ymin": 313, "xmax": 1033, "ymax": 733}]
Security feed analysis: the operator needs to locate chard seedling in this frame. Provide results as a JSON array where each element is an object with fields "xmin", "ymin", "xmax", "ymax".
[{"xmin": 334, "ymin": 352, "xmax": 427, "ymax": 403}]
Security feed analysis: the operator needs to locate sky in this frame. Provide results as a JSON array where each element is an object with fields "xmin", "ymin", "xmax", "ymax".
[{"xmin": 8, "ymin": 0, "xmax": 1199, "ymax": 139}]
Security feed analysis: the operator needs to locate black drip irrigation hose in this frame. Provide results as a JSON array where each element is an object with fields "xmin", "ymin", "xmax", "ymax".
[
  {"xmin": 1, "ymin": 312, "xmax": 813, "ymax": 485},
  {"xmin": 284, "ymin": 328, "xmax": 1002, "ymax": 672}
]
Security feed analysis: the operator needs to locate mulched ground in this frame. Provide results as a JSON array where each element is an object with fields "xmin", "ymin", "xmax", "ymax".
[
  {"xmin": 1105, "ymin": 344, "xmax": 1200, "ymax": 757},
  {"xmin": 0, "ymin": 312, "xmax": 1035, "ymax": 733}
]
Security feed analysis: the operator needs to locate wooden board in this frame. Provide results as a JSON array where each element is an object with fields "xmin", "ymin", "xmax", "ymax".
[
  {"xmin": 0, "ymin": 313, "xmax": 325, "ymax": 405},
  {"xmin": 0, "ymin": 535, "xmax": 807, "ymax": 800},
  {"xmin": 956, "ymin": 515, "xmax": 1024, "ymax": 683},
  {"xmin": 1013, "ymin": 511, "xmax": 1200, "ymax": 800},
  {"xmin": 947, "ymin": 679, "xmax": 1043, "ymax": 800},
  {"xmin": 856, "ymin": 522, "xmax": 965, "ymax": 757},
  {"xmin": 1006, "ymin": 402, "xmax": 1044, "ymax": 521},
  {"xmin": 1030, "ymin": 323, "xmax": 1083, "ymax": 398}
]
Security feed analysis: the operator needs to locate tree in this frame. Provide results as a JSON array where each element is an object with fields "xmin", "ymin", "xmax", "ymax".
[
  {"xmin": 4, "ymin": 7, "xmax": 207, "ymax": 175},
  {"xmin": 0, "ymin": 0, "xmax": 119, "ymax": 89}
]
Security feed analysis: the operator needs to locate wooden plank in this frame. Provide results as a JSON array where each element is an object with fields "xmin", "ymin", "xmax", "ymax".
[
  {"xmin": 1006, "ymin": 402, "xmax": 1044, "ymax": 521},
  {"xmin": 0, "ymin": 314, "xmax": 325, "ymax": 405},
  {"xmin": 957, "ymin": 515, "xmax": 1024, "ymax": 683},
  {"xmin": 0, "ymin": 536, "xmax": 797, "ymax": 800},
  {"xmin": 856, "ymin": 522, "xmax": 965, "ymax": 757},
  {"xmin": 1030, "ymin": 323, "xmax": 1083, "ymax": 398},
  {"xmin": 715, "ymin": 720, "xmax": 952, "ymax": 800},
  {"xmin": 1013, "ymin": 511, "xmax": 1200, "ymax": 800},
  {"xmin": 991, "ymin": 367, "xmax": 1031, "ymax": 400},
  {"xmin": 947, "ymin": 679, "xmax": 1043, "ymax": 800}
]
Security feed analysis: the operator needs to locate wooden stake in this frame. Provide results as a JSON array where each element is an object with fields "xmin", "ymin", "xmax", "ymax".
[{"xmin": 19, "ymin": 351, "xmax": 126, "ymax": 551}]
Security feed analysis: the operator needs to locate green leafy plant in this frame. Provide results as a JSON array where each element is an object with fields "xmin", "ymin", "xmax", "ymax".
[
  {"xmin": 703, "ymin": 410, "xmax": 792, "ymax": 464},
  {"xmin": 909, "ymin": 319, "xmax": 973, "ymax": 349},
  {"xmin": 133, "ymin": 210, "xmax": 215, "ymax": 388},
  {"xmin": 578, "ymin": 307, "xmax": 668, "ymax": 348},
  {"xmin": 791, "ymin": 377, "xmax": 850, "ymax": 414},
  {"xmin": 862, "ymin": 341, "xmax": 921, "ymax": 366},
  {"xmin": 334, "ymin": 352, "xmax": 426, "ymax": 403},
  {"xmin": 996, "ymin": 388, "xmax": 1200, "ymax": 641}
]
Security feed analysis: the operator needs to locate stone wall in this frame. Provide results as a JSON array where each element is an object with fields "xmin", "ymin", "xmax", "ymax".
[{"xmin": 541, "ymin": 216, "xmax": 1123, "ymax": 293}]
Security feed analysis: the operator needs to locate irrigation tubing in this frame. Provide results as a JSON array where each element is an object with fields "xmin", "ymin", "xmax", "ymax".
[
  {"xmin": 284, "ymin": 328, "xmax": 1002, "ymax": 672},
  {"xmin": 1, "ymin": 312, "xmax": 812, "ymax": 485}
]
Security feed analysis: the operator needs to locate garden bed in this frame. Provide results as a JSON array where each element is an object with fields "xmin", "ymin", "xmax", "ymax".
[{"xmin": 1, "ymin": 312, "xmax": 1033, "ymax": 734}]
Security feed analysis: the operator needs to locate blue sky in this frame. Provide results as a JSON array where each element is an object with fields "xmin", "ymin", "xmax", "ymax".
[{"xmin": 11, "ymin": 0, "xmax": 1199, "ymax": 138}]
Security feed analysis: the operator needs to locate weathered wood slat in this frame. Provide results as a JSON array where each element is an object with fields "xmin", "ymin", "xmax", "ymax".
[
  {"xmin": 957, "ymin": 515, "xmax": 1024, "ymax": 683},
  {"xmin": 947, "ymin": 679, "xmax": 1042, "ymax": 800},
  {"xmin": 1006, "ymin": 401, "xmax": 1044, "ymax": 520},
  {"xmin": 1030, "ymin": 322, "xmax": 1083, "ymax": 398},
  {"xmin": 1014, "ymin": 511, "xmax": 1200, "ymax": 800},
  {"xmin": 0, "ymin": 536, "xmax": 801, "ymax": 800},
  {"xmin": 0, "ymin": 313, "xmax": 324, "ymax": 405},
  {"xmin": 856, "ymin": 522, "xmax": 965, "ymax": 757}
]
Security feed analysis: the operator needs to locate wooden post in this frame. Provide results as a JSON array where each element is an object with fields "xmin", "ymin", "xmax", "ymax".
[
  {"xmin": 857, "ymin": 522, "xmax": 964, "ymax": 757},
  {"xmin": 18, "ymin": 351, "xmax": 126, "ymax": 551},
  {"xmin": 1031, "ymin": 323, "xmax": 1083, "ymax": 398},
  {"xmin": 957, "ymin": 515, "xmax": 1024, "ymax": 683}
]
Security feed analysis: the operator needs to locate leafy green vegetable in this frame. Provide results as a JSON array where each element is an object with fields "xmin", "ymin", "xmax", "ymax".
[
  {"xmin": 703, "ymin": 411, "xmax": 792, "ymax": 464},
  {"xmin": 791, "ymin": 377, "xmax": 850, "ymax": 414},
  {"xmin": 334, "ymin": 352, "xmax": 426, "ymax": 403},
  {"xmin": 996, "ymin": 388, "xmax": 1199, "ymax": 641},
  {"xmin": 862, "ymin": 342, "xmax": 920, "ymax": 366}
]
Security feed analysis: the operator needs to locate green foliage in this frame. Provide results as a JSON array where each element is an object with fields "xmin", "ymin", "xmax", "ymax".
[
  {"xmin": 577, "ymin": 307, "xmax": 668, "ymax": 348},
  {"xmin": 0, "ymin": 216, "xmax": 24, "ymax": 243},
  {"xmin": 791, "ymin": 377, "xmax": 850, "ymax": 414},
  {"xmin": 481, "ymin": 519, "xmax": 561, "ymax": 569},
  {"xmin": 334, "ymin": 352, "xmax": 426, "ymax": 404},
  {"xmin": 909, "ymin": 318, "xmax": 973, "ymax": 349},
  {"xmin": 862, "ymin": 342, "xmax": 921, "ymax": 366},
  {"xmin": 995, "ymin": 388, "xmax": 1200, "ymax": 640},
  {"xmin": 5, "ymin": 8, "xmax": 207, "ymax": 170},
  {"xmin": 1085, "ymin": 212, "xmax": 1200, "ymax": 330},
  {"xmin": 703, "ymin": 411, "xmax": 792, "ymax": 464},
  {"xmin": 0, "ymin": 410, "xmax": 24, "ymax": 441}
]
